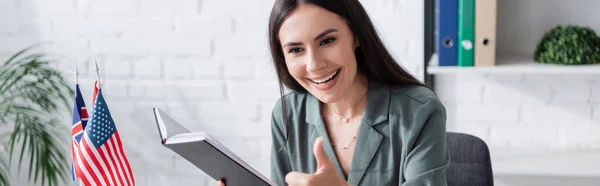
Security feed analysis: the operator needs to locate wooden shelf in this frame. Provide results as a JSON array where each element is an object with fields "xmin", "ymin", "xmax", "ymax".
[{"xmin": 427, "ymin": 53, "xmax": 600, "ymax": 75}]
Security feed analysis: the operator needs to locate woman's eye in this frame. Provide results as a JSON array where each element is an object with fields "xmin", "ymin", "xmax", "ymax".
[
  {"xmin": 320, "ymin": 38, "xmax": 336, "ymax": 46},
  {"xmin": 288, "ymin": 48, "xmax": 304, "ymax": 54}
]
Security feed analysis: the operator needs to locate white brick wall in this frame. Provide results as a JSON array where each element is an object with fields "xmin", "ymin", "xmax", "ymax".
[
  {"xmin": 440, "ymin": 74, "xmax": 600, "ymax": 148},
  {"xmin": 1, "ymin": 0, "xmax": 422, "ymax": 185}
]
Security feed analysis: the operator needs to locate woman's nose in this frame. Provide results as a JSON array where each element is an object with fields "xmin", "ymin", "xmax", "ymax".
[{"xmin": 306, "ymin": 50, "xmax": 326, "ymax": 72}]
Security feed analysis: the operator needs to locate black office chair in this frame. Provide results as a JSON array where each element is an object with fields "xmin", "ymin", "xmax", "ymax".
[{"xmin": 446, "ymin": 132, "xmax": 494, "ymax": 186}]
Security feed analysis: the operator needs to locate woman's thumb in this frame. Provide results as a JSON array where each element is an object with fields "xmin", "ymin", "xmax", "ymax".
[{"xmin": 313, "ymin": 137, "xmax": 332, "ymax": 170}]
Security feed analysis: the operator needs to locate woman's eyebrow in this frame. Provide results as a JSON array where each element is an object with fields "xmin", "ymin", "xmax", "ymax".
[
  {"xmin": 314, "ymin": 28, "xmax": 338, "ymax": 41},
  {"xmin": 282, "ymin": 28, "xmax": 338, "ymax": 47}
]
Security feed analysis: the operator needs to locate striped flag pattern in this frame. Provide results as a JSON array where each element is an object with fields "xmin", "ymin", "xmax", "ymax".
[
  {"xmin": 71, "ymin": 84, "xmax": 89, "ymax": 182},
  {"xmin": 75, "ymin": 89, "xmax": 135, "ymax": 186}
]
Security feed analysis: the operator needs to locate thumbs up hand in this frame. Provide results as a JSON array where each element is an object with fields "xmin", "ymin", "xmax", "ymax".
[{"xmin": 284, "ymin": 137, "xmax": 351, "ymax": 186}]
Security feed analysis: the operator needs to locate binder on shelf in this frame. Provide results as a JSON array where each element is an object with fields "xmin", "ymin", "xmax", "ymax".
[
  {"xmin": 475, "ymin": 0, "xmax": 497, "ymax": 66},
  {"xmin": 435, "ymin": 0, "xmax": 459, "ymax": 66},
  {"xmin": 458, "ymin": 0, "xmax": 475, "ymax": 66}
]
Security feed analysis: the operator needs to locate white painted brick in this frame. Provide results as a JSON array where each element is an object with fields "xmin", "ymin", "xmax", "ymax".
[
  {"xmin": 120, "ymin": 18, "xmax": 174, "ymax": 37},
  {"xmin": 88, "ymin": 0, "xmax": 137, "ymax": 15},
  {"xmin": 197, "ymin": 101, "xmax": 258, "ymax": 119},
  {"xmin": 140, "ymin": 0, "xmax": 175, "ymax": 15},
  {"xmin": 259, "ymin": 100, "xmax": 280, "ymax": 121},
  {"xmin": 523, "ymin": 74, "xmax": 565, "ymax": 84},
  {"xmin": 213, "ymin": 34, "xmax": 270, "ymax": 61},
  {"xmin": 54, "ymin": 17, "xmax": 172, "ymax": 37},
  {"xmin": 129, "ymin": 81, "xmax": 171, "ymax": 100},
  {"xmin": 590, "ymin": 86, "xmax": 600, "ymax": 104},
  {"xmin": 216, "ymin": 119, "xmax": 271, "ymax": 138},
  {"xmin": 490, "ymin": 125, "xmax": 560, "ymax": 147},
  {"xmin": 521, "ymin": 103, "xmax": 593, "ymax": 126},
  {"xmin": 102, "ymin": 81, "xmax": 129, "ymax": 99},
  {"xmin": 563, "ymin": 75, "xmax": 599, "ymax": 84},
  {"xmin": 0, "ymin": 1, "xmax": 18, "ymax": 17},
  {"xmin": 227, "ymin": 81, "xmax": 280, "ymax": 103},
  {"xmin": 224, "ymin": 62, "xmax": 254, "ymax": 79},
  {"xmin": 172, "ymin": 17, "xmax": 233, "ymax": 39},
  {"xmin": 551, "ymin": 85, "xmax": 591, "ymax": 104},
  {"xmin": 194, "ymin": 61, "xmax": 223, "ymax": 78},
  {"xmin": 231, "ymin": 15, "xmax": 269, "ymax": 38},
  {"xmin": 171, "ymin": 80, "xmax": 227, "ymax": 100},
  {"xmin": 561, "ymin": 125, "xmax": 600, "ymax": 147},
  {"xmin": 51, "ymin": 54, "xmax": 90, "ymax": 78},
  {"xmin": 593, "ymin": 106, "xmax": 600, "ymax": 124},
  {"xmin": 44, "ymin": 38, "xmax": 89, "ymax": 54},
  {"xmin": 436, "ymin": 81, "xmax": 484, "ymax": 104},
  {"xmin": 163, "ymin": 57, "xmax": 195, "ymax": 79},
  {"xmin": 255, "ymin": 59, "xmax": 277, "ymax": 80},
  {"xmin": 200, "ymin": 0, "xmax": 273, "ymax": 18},
  {"xmin": 486, "ymin": 74, "xmax": 525, "ymax": 83},
  {"xmin": 174, "ymin": 0, "xmax": 200, "ymax": 15},
  {"xmin": 133, "ymin": 58, "xmax": 163, "ymax": 79},
  {"xmin": 33, "ymin": 0, "xmax": 77, "ymax": 14},
  {"xmin": 0, "ymin": 18, "xmax": 19, "ymax": 34},
  {"xmin": 483, "ymin": 83, "xmax": 552, "ymax": 104},
  {"xmin": 90, "ymin": 35, "xmax": 211, "ymax": 56},
  {"xmin": 455, "ymin": 73, "xmax": 490, "ymax": 83},
  {"xmin": 53, "ymin": 17, "xmax": 120, "ymax": 37},
  {"xmin": 455, "ymin": 103, "xmax": 520, "ymax": 123},
  {"xmin": 0, "ymin": 36, "xmax": 41, "ymax": 53},
  {"xmin": 103, "ymin": 57, "xmax": 134, "ymax": 78}
]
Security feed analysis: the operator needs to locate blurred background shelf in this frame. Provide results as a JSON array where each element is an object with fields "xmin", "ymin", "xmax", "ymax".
[{"xmin": 427, "ymin": 53, "xmax": 600, "ymax": 75}]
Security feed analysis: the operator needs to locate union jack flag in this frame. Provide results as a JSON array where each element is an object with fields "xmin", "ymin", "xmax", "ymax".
[
  {"xmin": 75, "ymin": 89, "xmax": 135, "ymax": 186},
  {"xmin": 71, "ymin": 84, "xmax": 89, "ymax": 182}
]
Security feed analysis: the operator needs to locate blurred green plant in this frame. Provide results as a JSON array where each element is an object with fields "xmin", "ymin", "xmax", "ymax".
[
  {"xmin": 0, "ymin": 44, "xmax": 73, "ymax": 186},
  {"xmin": 534, "ymin": 25, "xmax": 600, "ymax": 65}
]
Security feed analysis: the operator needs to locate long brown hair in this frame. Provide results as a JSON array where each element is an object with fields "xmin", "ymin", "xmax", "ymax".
[{"xmin": 268, "ymin": 0, "xmax": 427, "ymax": 145}]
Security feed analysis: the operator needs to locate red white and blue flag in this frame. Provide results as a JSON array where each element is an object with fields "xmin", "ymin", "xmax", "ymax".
[
  {"xmin": 71, "ymin": 84, "xmax": 89, "ymax": 182},
  {"xmin": 75, "ymin": 89, "xmax": 135, "ymax": 186}
]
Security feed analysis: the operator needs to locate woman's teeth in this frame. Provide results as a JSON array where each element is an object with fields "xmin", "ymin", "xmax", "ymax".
[{"xmin": 312, "ymin": 70, "xmax": 339, "ymax": 84}]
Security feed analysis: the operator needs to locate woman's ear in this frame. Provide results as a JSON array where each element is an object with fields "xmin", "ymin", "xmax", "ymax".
[{"xmin": 354, "ymin": 37, "xmax": 360, "ymax": 48}]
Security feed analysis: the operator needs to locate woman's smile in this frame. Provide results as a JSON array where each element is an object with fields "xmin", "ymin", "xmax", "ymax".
[{"xmin": 306, "ymin": 68, "xmax": 341, "ymax": 91}]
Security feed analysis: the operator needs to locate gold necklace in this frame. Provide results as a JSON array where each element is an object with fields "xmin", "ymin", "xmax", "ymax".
[
  {"xmin": 326, "ymin": 91, "xmax": 368, "ymax": 123},
  {"xmin": 324, "ymin": 91, "xmax": 367, "ymax": 150},
  {"xmin": 332, "ymin": 127, "xmax": 360, "ymax": 150}
]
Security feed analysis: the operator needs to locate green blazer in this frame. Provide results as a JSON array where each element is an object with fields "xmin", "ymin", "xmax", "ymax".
[{"xmin": 269, "ymin": 80, "xmax": 450, "ymax": 186}]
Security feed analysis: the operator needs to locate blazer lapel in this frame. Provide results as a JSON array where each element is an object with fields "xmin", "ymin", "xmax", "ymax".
[
  {"xmin": 304, "ymin": 80, "xmax": 391, "ymax": 185},
  {"xmin": 305, "ymin": 94, "xmax": 347, "ymax": 180},
  {"xmin": 347, "ymin": 80, "xmax": 390, "ymax": 186}
]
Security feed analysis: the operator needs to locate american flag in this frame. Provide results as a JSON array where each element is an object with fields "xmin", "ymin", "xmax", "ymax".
[
  {"xmin": 92, "ymin": 80, "xmax": 99, "ymax": 105},
  {"xmin": 75, "ymin": 89, "xmax": 135, "ymax": 186},
  {"xmin": 71, "ymin": 84, "xmax": 89, "ymax": 182}
]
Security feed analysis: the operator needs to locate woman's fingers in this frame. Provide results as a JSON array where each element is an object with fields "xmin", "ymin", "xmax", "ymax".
[
  {"xmin": 285, "ymin": 171, "xmax": 313, "ymax": 185},
  {"xmin": 216, "ymin": 179, "xmax": 225, "ymax": 186}
]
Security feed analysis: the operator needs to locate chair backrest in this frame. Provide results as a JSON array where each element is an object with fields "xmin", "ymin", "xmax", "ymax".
[{"xmin": 446, "ymin": 132, "xmax": 494, "ymax": 186}]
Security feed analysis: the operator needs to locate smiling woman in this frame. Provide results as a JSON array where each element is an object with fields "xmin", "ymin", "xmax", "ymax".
[{"xmin": 217, "ymin": 0, "xmax": 451, "ymax": 186}]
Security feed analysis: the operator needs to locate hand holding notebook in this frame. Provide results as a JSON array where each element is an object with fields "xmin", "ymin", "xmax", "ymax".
[{"xmin": 152, "ymin": 108, "xmax": 276, "ymax": 186}]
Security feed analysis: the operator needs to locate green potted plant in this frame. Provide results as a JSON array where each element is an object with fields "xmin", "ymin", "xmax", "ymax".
[
  {"xmin": 534, "ymin": 24, "xmax": 600, "ymax": 65},
  {"xmin": 0, "ymin": 44, "xmax": 73, "ymax": 186}
]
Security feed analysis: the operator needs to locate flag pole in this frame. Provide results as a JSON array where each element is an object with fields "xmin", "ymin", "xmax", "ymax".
[
  {"xmin": 94, "ymin": 60, "xmax": 101, "ymax": 90},
  {"xmin": 74, "ymin": 64, "xmax": 79, "ymax": 85}
]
